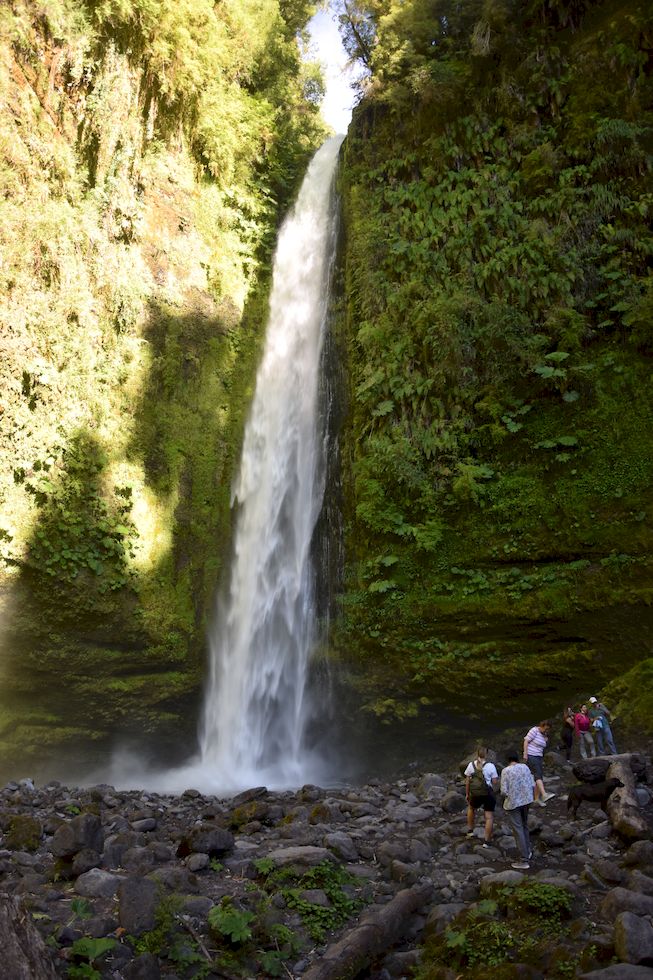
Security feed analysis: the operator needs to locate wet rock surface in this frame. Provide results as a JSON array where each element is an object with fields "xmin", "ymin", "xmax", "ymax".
[{"xmin": 0, "ymin": 757, "xmax": 652, "ymax": 978}]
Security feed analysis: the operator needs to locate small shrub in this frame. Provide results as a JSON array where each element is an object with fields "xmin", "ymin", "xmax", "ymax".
[{"xmin": 208, "ymin": 900, "xmax": 255, "ymax": 944}]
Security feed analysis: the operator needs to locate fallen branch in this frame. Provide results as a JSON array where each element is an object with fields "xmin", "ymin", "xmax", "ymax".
[
  {"xmin": 302, "ymin": 881, "xmax": 433, "ymax": 980},
  {"xmin": 0, "ymin": 894, "xmax": 58, "ymax": 980},
  {"xmin": 606, "ymin": 757, "xmax": 648, "ymax": 841},
  {"xmin": 177, "ymin": 915, "xmax": 212, "ymax": 963}
]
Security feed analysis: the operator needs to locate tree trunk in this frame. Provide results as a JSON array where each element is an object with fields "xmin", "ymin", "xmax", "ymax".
[
  {"xmin": 302, "ymin": 882, "xmax": 433, "ymax": 980},
  {"xmin": 606, "ymin": 758, "xmax": 649, "ymax": 841},
  {"xmin": 0, "ymin": 894, "xmax": 58, "ymax": 980}
]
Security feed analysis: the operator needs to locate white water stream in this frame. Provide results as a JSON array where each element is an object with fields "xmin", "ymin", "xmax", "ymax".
[
  {"xmin": 104, "ymin": 137, "xmax": 343, "ymax": 794},
  {"xmin": 197, "ymin": 137, "xmax": 343, "ymax": 791}
]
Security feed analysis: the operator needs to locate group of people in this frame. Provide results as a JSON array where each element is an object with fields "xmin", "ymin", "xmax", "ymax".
[
  {"xmin": 559, "ymin": 698, "xmax": 617, "ymax": 760},
  {"xmin": 463, "ymin": 697, "xmax": 618, "ymax": 871}
]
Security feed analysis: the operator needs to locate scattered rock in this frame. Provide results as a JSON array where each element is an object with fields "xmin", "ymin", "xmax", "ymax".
[
  {"xmin": 0, "ymin": 750, "xmax": 649, "ymax": 979},
  {"xmin": 74, "ymin": 867, "xmax": 121, "ymax": 898}
]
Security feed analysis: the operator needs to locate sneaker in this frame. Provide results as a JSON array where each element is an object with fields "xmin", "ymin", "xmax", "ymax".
[
  {"xmin": 536, "ymin": 798, "xmax": 547, "ymax": 807},
  {"xmin": 542, "ymin": 792, "xmax": 556, "ymax": 803},
  {"xmin": 465, "ymin": 831, "xmax": 475, "ymax": 838},
  {"xmin": 511, "ymin": 861, "xmax": 530, "ymax": 870},
  {"xmin": 482, "ymin": 842, "xmax": 491, "ymax": 849}
]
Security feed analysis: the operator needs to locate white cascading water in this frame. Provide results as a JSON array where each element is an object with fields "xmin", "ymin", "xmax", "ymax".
[{"xmin": 198, "ymin": 136, "xmax": 343, "ymax": 791}]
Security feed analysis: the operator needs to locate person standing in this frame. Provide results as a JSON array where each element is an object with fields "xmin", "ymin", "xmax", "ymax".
[
  {"xmin": 588, "ymin": 696, "xmax": 617, "ymax": 755},
  {"xmin": 523, "ymin": 720, "xmax": 556, "ymax": 806},
  {"xmin": 501, "ymin": 751, "xmax": 535, "ymax": 870},
  {"xmin": 560, "ymin": 707, "xmax": 575, "ymax": 761},
  {"xmin": 464, "ymin": 746, "xmax": 499, "ymax": 846},
  {"xmin": 574, "ymin": 703, "xmax": 596, "ymax": 759}
]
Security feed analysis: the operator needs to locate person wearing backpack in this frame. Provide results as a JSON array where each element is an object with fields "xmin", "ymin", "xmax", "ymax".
[{"xmin": 464, "ymin": 746, "xmax": 500, "ymax": 846}]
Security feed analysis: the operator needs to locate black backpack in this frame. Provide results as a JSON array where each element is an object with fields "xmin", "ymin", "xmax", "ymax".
[{"xmin": 469, "ymin": 761, "xmax": 488, "ymax": 797}]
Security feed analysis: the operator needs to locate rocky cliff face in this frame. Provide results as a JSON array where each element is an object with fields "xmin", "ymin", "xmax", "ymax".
[{"xmin": 0, "ymin": 0, "xmax": 325, "ymax": 778}]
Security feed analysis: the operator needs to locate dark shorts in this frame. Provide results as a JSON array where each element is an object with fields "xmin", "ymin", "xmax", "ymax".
[
  {"xmin": 470, "ymin": 792, "xmax": 496, "ymax": 812},
  {"xmin": 527, "ymin": 755, "xmax": 544, "ymax": 781}
]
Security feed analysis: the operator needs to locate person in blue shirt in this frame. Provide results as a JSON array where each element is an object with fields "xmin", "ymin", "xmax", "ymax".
[{"xmin": 588, "ymin": 697, "xmax": 617, "ymax": 755}]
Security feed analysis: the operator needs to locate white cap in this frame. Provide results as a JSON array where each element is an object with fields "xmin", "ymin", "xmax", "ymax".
[{"xmin": 589, "ymin": 696, "xmax": 597, "ymax": 703}]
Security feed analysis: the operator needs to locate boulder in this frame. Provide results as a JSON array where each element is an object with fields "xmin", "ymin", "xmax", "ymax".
[
  {"xmin": 614, "ymin": 911, "xmax": 653, "ymax": 966},
  {"xmin": 231, "ymin": 786, "xmax": 268, "ymax": 805},
  {"xmin": 267, "ymin": 846, "xmax": 336, "ymax": 868},
  {"xmin": 176, "ymin": 826, "xmax": 234, "ymax": 858},
  {"xmin": 74, "ymin": 868, "xmax": 121, "ymax": 899},
  {"xmin": 573, "ymin": 755, "xmax": 647, "ymax": 785},
  {"xmin": 117, "ymin": 876, "xmax": 159, "ymax": 935},
  {"xmin": 71, "ymin": 848, "xmax": 102, "ymax": 876},
  {"xmin": 601, "ymin": 888, "xmax": 653, "ymax": 919},
  {"xmin": 122, "ymin": 953, "xmax": 162, "ymax": 980},
  {"xmin": 419, "ymin": 774, "xmax": 447, "ymax": 793},
  {"xmin": 423, "ymin": 903, "xmax": 466, "ymax": 939},
  {"xmin": 580, "ymin": 967, "xmax": 653, "ymax": 979},
  {"xmin": 5, "ymin": 815, "xmax": 42, "ymax": 851},
  {"xmin": 627, "ymin": 870, "xmax": 653, "ymax": 896},
  {"xmin": 50, "ymin": 813, "xmax": 104, "ymax": 859},
  {"xmin": 392, "ymin": 805, "xmax": 433, "ymax": 823},
  {"xmin": 623, "ymin": 841, "xmax": 653, "ymax": 869},
  {"xmin": 440, "ymin": 791, "xmax": 467, "ymax": 814},
  {"xmin": 187, "ymin": 853, "xmax": 210, "ymax": 872},
  {"xmin": 123, "ymin": 847, "xmax": 156, "ymax": 872},
  {"xmin": 377, "ymin": 840, "xmax": 411, "ymax": 867},
  {"xmin": 300, "ymin": 889, "xmax": 331, "ymax": 907},
  {"xmin": 479, "ymin": 870, "xmax": 526, "ymax": 896},
  {"xmin": 149, "ymin": 866, "xmax": 200, "ymax": 893},
  {"xmin": 324, "ymin": 832, "xmax": 359, "ymax": 862},
  {"xmin": 130, "ymin": 818, "xmax": 157, "ymax": 833},
  {"xmin": 309, "ymin": 800, "xmax": 346, "ymax": 825}
]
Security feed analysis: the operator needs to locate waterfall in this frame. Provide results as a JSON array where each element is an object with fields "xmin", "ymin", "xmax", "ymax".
[{"xmin": 198, "ymin": 136, "xmax": 343, "ymax": 791}]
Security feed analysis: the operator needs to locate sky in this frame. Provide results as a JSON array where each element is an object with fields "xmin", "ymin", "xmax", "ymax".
[{"xmin": 306, "ymin": 8, "xmax": 357, "ymax": 134}]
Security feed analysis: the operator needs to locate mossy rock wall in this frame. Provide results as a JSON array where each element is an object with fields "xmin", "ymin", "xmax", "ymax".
[
  {"xmin": 0, "ymin": 0, "xmax": 326, "ymax": 778},
  {"xmin": 334, "ymin": 0, "xmax": 653, "ymax": 730}
]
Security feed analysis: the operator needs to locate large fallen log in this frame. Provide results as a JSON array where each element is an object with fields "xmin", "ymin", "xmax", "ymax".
[
  {"xmin": 302, "ymin": 881, "xmax": 433, "ymax": 980},
  {"xmin": 0, "ymin": 894, "xmax": 58, "ymax": 980},
  {"xmin": 606, "ymin": 757, "xmax": 649, "ymax": 841},
  {"xmin": 573, "ymin": 753, "xmax": 647, "ymax": 785}
]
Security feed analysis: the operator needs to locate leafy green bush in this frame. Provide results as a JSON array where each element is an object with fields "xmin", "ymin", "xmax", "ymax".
[{"xmin": 208, "ymin": 900, "xmax": 255, "ymax": 944}]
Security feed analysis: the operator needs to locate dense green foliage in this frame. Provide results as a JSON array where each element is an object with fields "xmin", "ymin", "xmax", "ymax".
[
  {"xmin": 0, "ymin": 0, "xmax": 327, "ymax": 773},
  {"xmin": 337, "ymin": 0, "xmax": 653, "ymax": 720},
  {"xmin": 417, "ymin": 883, "xmax": 582, "ymax": 978}
]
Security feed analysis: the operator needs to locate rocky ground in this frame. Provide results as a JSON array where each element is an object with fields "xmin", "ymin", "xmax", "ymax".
[{"xmin": 1, "ymin": 752, "xmax": 653, "ymax": 980}]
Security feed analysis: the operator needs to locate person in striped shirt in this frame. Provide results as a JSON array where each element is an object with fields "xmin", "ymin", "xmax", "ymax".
[{"xmin": 523, "ymin": 720, "xmax": 556, "ymax": 807}]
